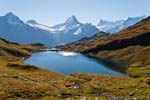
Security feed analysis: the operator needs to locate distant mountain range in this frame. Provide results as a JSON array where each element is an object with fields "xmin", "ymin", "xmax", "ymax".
[
  {"xmin": 0, "ymin": 13, "xmax": 56, "ymax": 46},
  {"xmin": 27, "ymin": 15, "xmax": 99, "ymax": 45},
  {"xmin": 97, "ymin": 16, "xmax": 146, "ymax": 33},
  {"xmin": 0, "ymin": 12, "xmax": 146, "ymax": 46}
]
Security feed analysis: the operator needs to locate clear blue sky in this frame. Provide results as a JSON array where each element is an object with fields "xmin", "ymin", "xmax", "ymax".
[{"xmin": 0, "ymin": 0, "xmax": 149, "ymax": 26}]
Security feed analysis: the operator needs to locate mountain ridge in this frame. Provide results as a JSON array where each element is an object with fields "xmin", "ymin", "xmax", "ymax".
[
  {"xmin": 58, "ymin": 16, "xmax": 150, "ymax": 77},
  {"xmin": 0, "ymin": 12, "xmax": 100, "ymax": 46},
  {"xmin": 0, "ymin": 12, "xmax": 146, "ymax": 47},
  {"xmin": 97, "ymin": 16, "xmax": 146, "ymax": 33}
]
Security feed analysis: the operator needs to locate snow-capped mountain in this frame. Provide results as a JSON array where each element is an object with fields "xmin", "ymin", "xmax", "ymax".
[
  {"xmin": 97, "ymin": 16, "xmax": 146, "ymax": 33},
  {"xmin": 26, "ymin": 20, "xmax": 54, "ymax": 32},
  {"xmin": 26, "ymin": 15, "xmax": 99, "ymax": 45},
  {"xmin": 0, "ymin": 12, "xmax": 146, "ymax": 47},
  {"xmin": 50, "ymin": 16, "xmax": 99, "ymax": 44},
  {"xmin": 0, "ymin": 12, "xmax": 57, "ymax": 46},
  {"xmin": 0, "ymin": 13, "xmax": 99, "ymax": 46},
  {"xmin": 53, "ymin": 15, "xmax": 80, "ymax": 29}
]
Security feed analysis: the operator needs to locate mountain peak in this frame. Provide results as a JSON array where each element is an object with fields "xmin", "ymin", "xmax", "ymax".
[
  {"xmin": 26, "ymin": 20, "xmax": 38, "ymax": 25},
  {"xmin": 65, "ymin": 15, "xmax": 79, "ymax": 25},
  {"xmin": 5, "ymin": 12, "xmax": 17, "ymax": 18},
  {"xmin": 4, "ymin": 12, "xmax": 23, "ymax": 25}
]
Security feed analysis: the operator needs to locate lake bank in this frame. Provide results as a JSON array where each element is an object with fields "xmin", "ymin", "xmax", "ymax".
[{"xmin": 23, "ymin": 51, "xmax": 128, "ymax": 77}]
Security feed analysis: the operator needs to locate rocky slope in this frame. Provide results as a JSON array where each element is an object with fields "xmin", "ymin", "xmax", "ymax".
[{"xmin": 59, "ymin": 16, "xmax": 150, "ymax": 77}]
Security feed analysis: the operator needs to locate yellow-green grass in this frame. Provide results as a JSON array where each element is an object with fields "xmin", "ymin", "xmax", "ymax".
[
  {"xmin": 0, "ymin": 38, "xmax": 150, "ymax": 99},
  {"xmin": 127, "ymin": 65, "xmax": 150, "ymax": 77},
  {"xmin": 58, "ymin": 18, "xmax": 150, "ymax": 77}
]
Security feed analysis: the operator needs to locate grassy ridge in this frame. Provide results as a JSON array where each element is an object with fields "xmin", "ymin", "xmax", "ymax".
[
  {"xmin": 58, "ymin": 17, "xmax": 150, "ymax": 78},
  {"xmin": 0, "ymin": 38, "xmax": 150, "ymax": 99}
]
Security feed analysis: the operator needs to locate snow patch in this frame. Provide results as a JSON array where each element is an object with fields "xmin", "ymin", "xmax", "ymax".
[{"xmin": 73, "ymin": 29, "xmax": 82, "ymax": 35}]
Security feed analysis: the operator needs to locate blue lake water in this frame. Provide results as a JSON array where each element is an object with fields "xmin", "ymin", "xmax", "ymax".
[{"xmin": 24, "ymin": 51, "xmax": 127, "ymax": 76}]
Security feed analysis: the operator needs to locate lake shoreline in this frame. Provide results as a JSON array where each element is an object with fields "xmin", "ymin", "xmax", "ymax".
[{"xmin": 23, "ymin": 50, "xmax": 129, "ymax": 77}]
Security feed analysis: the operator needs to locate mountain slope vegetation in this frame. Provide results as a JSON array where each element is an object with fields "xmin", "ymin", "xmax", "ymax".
[
  {"xmin": 0, "ymin": 35, "xmax": 149, "ymax": 100},
  {"xmin": 59, "ymin": 17, "xmax": 150, "ymax": 77}
]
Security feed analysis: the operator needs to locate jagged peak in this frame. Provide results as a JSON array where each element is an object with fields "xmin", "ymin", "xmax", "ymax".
[
  {"xmin": 65, "ymin": 15, "xmax": 80, "ymax": 25},
  {"xmin": 4, "ymin": 12, "xmax": 24, "ymax": 25}
]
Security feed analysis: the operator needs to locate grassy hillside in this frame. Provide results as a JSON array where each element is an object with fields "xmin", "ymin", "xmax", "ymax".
[
  {"xmin": 0, "ymin": 36, "xmax": 150, "ymax": 99},
  {"xmin": 59, "ymin": 17, "xmax": 150, "ymax": 77}
]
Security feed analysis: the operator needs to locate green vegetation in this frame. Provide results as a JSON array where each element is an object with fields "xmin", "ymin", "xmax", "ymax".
[{"xmin": 127, "ymin": 66, "xmax": 150, "ymax": 77}]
